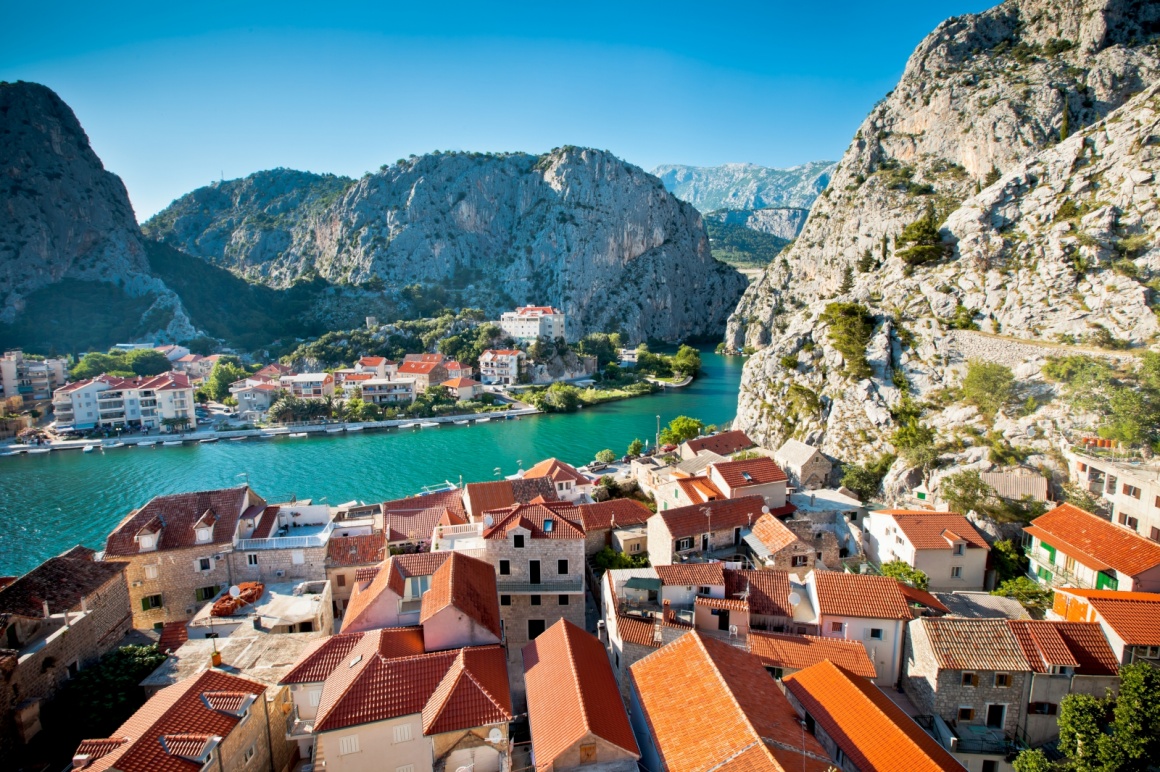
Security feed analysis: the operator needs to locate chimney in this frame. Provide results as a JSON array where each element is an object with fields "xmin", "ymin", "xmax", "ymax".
[{"xmin": 42, "ymin": 600, "xmax": 50, "ymax": 618}]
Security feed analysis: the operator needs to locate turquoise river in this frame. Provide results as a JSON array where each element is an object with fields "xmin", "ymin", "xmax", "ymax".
[{"xmin": 0, "ymin": 349, "xmax": 743, "ymax": 574}]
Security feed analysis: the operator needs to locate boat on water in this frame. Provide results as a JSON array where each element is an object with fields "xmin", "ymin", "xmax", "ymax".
[
  {"xmin": 162, "ymin": 440, "xmax": 184, "ymax": 446},
  {"xmin": 419, "ymin": 422, "xmax": 440, "ymax": 428},
  {"xmin": 475, "ymin": 417, "xmax": 491, "ymax": 423},
  {"xmin": 289, "ymin": 432, "xmax": 308, "ymax": 438},
  {"xmin": 398, "ymin": 422, "xmax": 419, "ymax": 429},
  {"xmin": 230, "ymin": 437, "xmax": 248, "ymax": 441},
  {"xmin": 346, "ymin": 425, "xmax": 364, "ymax": 432},
  {"xmin": 326, "ymin": 427, "xmax": 344, "ymax": 434},
  {"xmin": 453, "ymin": 420, "xmax": 469, "ymax": 425},
  {"xmin": 83, "ymin": 445, "xmax": 95, "ymax": 453},
  {"xmin": 3, "ymin": 449, "xmax": 26, "ymax": 456},
  {"xmin": 27, "ymin": 448, "xmax": 51, "ymax": 454},
  {"xmin": 199, "ymin": 437, "xmax": 218, "ymax": 444},
  {"xmin": 104, "ymin": 442, "xmax": 125, "ymax": 449}
]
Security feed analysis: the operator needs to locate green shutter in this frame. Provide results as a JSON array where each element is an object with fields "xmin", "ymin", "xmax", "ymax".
[
  {"xmin": 141, "ymin": 597, "xmax": 151, "ymax": 612},
  {"xmin": 1041, "ymin": 542, "xmax": 1057, "ymax": 561},
  {"xmin": 1037, "ymin": 566, "xmax": 1053, "ymax": 583},
  {"xmin": 1096, "ymin": 572, "xmax": 1119, "ymax": 591}
]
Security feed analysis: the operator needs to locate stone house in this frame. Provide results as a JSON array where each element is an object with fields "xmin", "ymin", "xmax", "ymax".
[
  {"xmin": 773, "ymin": 439, "xmax": 832, "ymax": 490},
  {"xmin": 102, "ymin": 485, "xmax": 268, "ymax": 629},
  {"xmin": 743, "ymin": 513, "xmax": 821, "ymax": 574},
  {"xmin": 341, "ymin": 552, "xmax": 451, "ymax": 633},
  {"xmin": 707, "ymin": 457, "xmax": 790, "ymax": 508},
  {"xmin": 461, "ymin": 477, "xmax": 557, "ymax": 521},
  {"xmin": 522, "ymin": 620, "xmax": 639, "ymax": 772},
  {"xmin": 0, "ymin": 546, "xmax": 132, "ymax": 747},
  {"xmin": 864, "ymin": 510, "xmax": 991, "ymax": 591},
  {"xmin": 71, "ymin": 669, "xmax": 277, "ymax": 772},
  {"xmin": 521, "ymin": 458, "xmax": 594, "ymax": 503},
  {"xmin": 1025, "ymin": 503, "xmax": 1160, "ymax": 591},
  {"xmin": 575, "ymin": 499, "xmax": 652, "ymax": 557},
  {"xmin": 383, "ymin": 488, "xmax": 469, "ymax": 548},
  {"xmin": 646, "ymin": 496, "xmax": 769, "ymax": 565},
  {"xmin": 228, "ymin": 500, "xmax": 357, "ymax": 587},
  {"xmin": 326, "ymin": 532, "xmax": 387, "ymax": 616},
  {"xmin": 678, "ymin": 430, "xmax": 755, "ymax": 460}
]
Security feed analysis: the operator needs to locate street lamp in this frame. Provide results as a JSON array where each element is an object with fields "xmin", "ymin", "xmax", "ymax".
[
  {"xmin": 701, "ymin": 505, "xmax": 712, "ymax": 556},
  {"xmin": 655, "ymin": 415, "xmax": 661, "ymax": 450}
]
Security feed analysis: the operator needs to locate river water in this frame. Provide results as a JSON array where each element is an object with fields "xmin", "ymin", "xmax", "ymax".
[{"xmin": 0, "ymin": 349, "xmax": 743, "ymax": 574}]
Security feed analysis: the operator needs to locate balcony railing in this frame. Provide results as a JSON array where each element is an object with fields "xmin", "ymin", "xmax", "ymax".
[
  {"xmin": 236, "ymin": 521, "xmax": 336, "ymax": 551},
  {"xmin": 286, "ymin": 704, "xmax": 314, "ymax": 739},
  {"xmin": 495, "ymin": 579, "xmax": 584, "ymax": 594},
  {"xmin": 1028, "ymin": 549, "xmax": 1091, "ymax": 588}
]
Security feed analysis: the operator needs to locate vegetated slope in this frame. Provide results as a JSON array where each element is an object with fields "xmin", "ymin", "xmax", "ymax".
[
  {"xmin": 703, "ymin": 220, "xmax": 791, "ymax": 268},
  {"xmin": 145, "ymin": 149, "xmax": 747, "ymax": 342},
  {"xmin": 0, "ymin": 80, "xmax": 196, "ymax": 348},
  {"xmin": 652, "ymin": 161, "xmax": 836, "ymax": 211},
  {"xmin": 705, "ymin": 207, "xmax": 811, "ymax": 241},
  {"xmin": 726, "ymin": 0, "xmax": 1160, "ymax": 478}
]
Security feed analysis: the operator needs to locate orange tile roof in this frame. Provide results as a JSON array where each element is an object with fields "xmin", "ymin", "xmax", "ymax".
[
  {"xmin": 695, "ymin": 595, "xmax": 749, "ymax": 612},
  {"xmin": 655, "ymin": 563, "xmax": 725, "ymax": 587},
  {"xmin": 464, "ymin": 478, "xmax": 558, "ymax": 515},
  {"xmin": 105, "ymin": 486, "xmax": 258, "ymax": 556},
  {"xmin": 441, "ymin": 377, "xmax": 481, "ymax": 388},
  {"xmin": 523, "ymin": 457, "xmax": 590, "ymax": 486},
  {"xmin": 1025, "ymin": 503, "xmax": 1160, "ymax": 576},
  {"xmin": 523, "ymin": 620, "xmax": 640, "ymax": 770},
  {"xmin": 783, "ymin": 661, "xmax": 963, "ymax": 772},
  {"xmin": 616, "ymin": 613, "xmax": 660, "ymax": 647},
  {"xmin": 326, "ymin": 532, "xmax": 386, "ymax": 566},
  {"xmin": 577, "ymin": 499, "xmax": 652, "ymax": 531},
  {"xmin": 1084, "ymin": 594, "xmax": 1160, "ymax": 645},
  {"xmin": 914, "ymin": 618, "xmax": 1030, "ymax": 671},
  {"xmin": 630, "ymin": 632, "xmax": 832, "ymax": 772},
  {"xmin": 359, "ymin": 356, "xmax": 386, "ymax": 366},
  {"xmin": 483, "ymin": 502, "xmax": 584, "ymax": 540},
  {"xmin": 420, "ymin": 552, "xmax": 502, "ymax": 640},
  {"xmin": 421, "ymin": 647, "xmax": 512, "ymax": 735},
  {"xmin": 750, "ymin": 514, "xmax": 800, "ymax": 553},
  {"xmin": 341, "ymin": 553, "xmax": 450, "ymax": 633},
  {"xmin": 880, "ymin": 511, "xmax": 990, "ymax": 550},
  {"xmin": 382, "ymin": 488, "xmax": 466, "ymax": 518},
  {"xmin": 1007, "ymin": 620, "xmax": 1118, "ymax": 675},
  {"xmin": 683, "ymin": 430, "xmax": 756, "ymax": 457},
  {"xmin": 399, "ymin": 360, "xmax": 442, "ymax": 374},
  {"xmin": 712, "ymin": 457, "xmax": 788, "ymax": 488},
  {"xmin": 674, "ymin": 475, "xmax": 725, "ymax": 503},
  {"xmin": 897, "ymin": 583, "xmax": 951, "ymax": 613},
  {"xmin": 812, "ymin": 572, "xmax": 911, "ymax": 620},
  {"xmin": 748, "ymin": 632, "xmax": 877, "ymax": 679},
  {"xmin": 657, "ymin": 496, "xmax": 769, "ymax": 540},
  {"xmin": 75, "ymin": 669, "xmax": 264, "ymax": 772},
  {"xmin": 281, "ymin": 632, "xmax": 368, "ymax": 684}
]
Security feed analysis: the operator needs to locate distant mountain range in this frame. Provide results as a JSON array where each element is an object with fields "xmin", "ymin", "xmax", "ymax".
[{"xmin": 652, "ymin": 161, "xmax": 837, "ymax": 212}]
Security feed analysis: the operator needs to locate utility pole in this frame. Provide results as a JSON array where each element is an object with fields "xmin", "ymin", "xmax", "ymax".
[{"xmin": 655, "ymin": 414, "xmax": 660, "ymax": 450}]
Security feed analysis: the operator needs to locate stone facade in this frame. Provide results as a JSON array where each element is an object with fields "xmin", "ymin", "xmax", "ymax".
[
  {"xmin": 229, "ymin": 544, "xmax": 329, "ymax": 586},
  {"xmin": 120, "ymin": 545, "xmax": 234, "ymax": 629}
]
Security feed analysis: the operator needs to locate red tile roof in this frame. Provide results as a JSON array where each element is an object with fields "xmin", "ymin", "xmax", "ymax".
[
  {"xmin": 523, "ymin": 620, "xmax": 639, "ymax": 770},
  {"xmin": 441, "ymin": 377, "xmax": 481, "ymax": 388},
  {"xmin": 1007, "ymin": 620, "xmax": 1118, "ymax": 676},
  {"xmin": 655, "ymin": 496, "xmax": 768, "ymax": 540},
  {"xmin": 674, "ymin": 475, "xmax": 724, "ymax": 503},
  {"xmin": 630, "ymin": 632, "xmax": 832, "ymax": 772},
  {"xmin": 341, "ymin": 553, "xmax": 451, "ymax": 633},
  {"xmin": 783, "ymin": 661, "xmax": 963, "ymax": 772},
  {"xmin": 748, "ymin": 632, "xmax": 877, "ymax": 679},
  {"xmin": 879, "ymin": 511, "xmax": 990, "ymax": 550},
  {"xmin": 359, "ymin": 357, "xmax": 386, "ymax": 366},
  {"xmin": 723, "ymin": 569, "xmax": 797, "ymax": 618},
  {"xmin": 75, "ymin": 669, "xmax": 265, "ymax": 772},
  {"xmin": 464, "ymin": 478, "xmax": 558, "ymax": 515},
  {"xmin": 483, "ymin": 502, "xmax": 584, "ymax": 540},
  {"xmin": 897, "ymin": 583, "xmax": 952, "ymax": 613},
  {"xmin": 1083, "ymin": 594, "xmax": 1160, "ymax": 646},
  {"xmin": 421, "ymin": 647, "xmax": 512, "ymax": 735},
  {"xmin": 577, "ymin": 499, "xmax": 652, "ymax": 531},
  {"xmin": 157, "ymin": 622, "xmax": 189, "ymax": 654},
  {"xmin": 1026, "ymin": 503, "xmax": 1160, "ymax": 576},
  {"xmin": 683, "ymin": 430, "xmax": 755, "ymax": 457},
  {"xmin": 281, "ymin": 632, "xmax": 368, "ymax": 684},
  {"xmin": 812, "ymin": 572, "xmax": 911, "ymax": 620},
  {"xmin": 712, "ymin": 457, "xmax": 788, "ymax": 489},
  {"xmin": 105, "ymin": 486, "xmax": 257, "ymax": 556},
  {"xmin": 0, "ymin": 546, "xmax": 125, "ymax": 618},
  {"xmin": 326, "ymin": 532, "xmax": 387, "ymax": 567},
  {"xmin": 750, "ymin": 514, "xmax": 800, "ymax": 553},
  {"xmin": 655, "ymin": 563, "xmax": 725, "ymax": 587},
  {"xmin": 398, "ymin": 360, "xmax": 441, "ymax": 375},
  {"xmin": 420, "ymin": 552, "xmax": 503, "ymax": 640},
  {"xmin": 616, "ymin": 613, "xmax": 661, "ymax": 647},
  {"xmin": 404, "ymin": 353, "xmax": 447, "ymax": 363},
  {"xmin": 914, "ymin": 618, "xmax": 1030, "ymax": 671},
  {"xmin": 523, "ymin": 458, "xmax": 590, "ymax": 486}
]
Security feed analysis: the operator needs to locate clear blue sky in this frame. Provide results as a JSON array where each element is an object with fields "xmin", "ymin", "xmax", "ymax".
[{"xmin": 2, "ymin": 1, "xmax": 995, "ymax": 220}]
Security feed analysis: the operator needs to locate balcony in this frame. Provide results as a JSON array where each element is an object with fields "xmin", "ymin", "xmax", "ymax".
[
  {"xmin": 916, "ymin": 714, "xmax": 1021, "ymax": 756},
  {"xmin": 1028, "ymin": 549, "xmax": 1092, "ymax": 589},
  {"xmin": 286, "ymin": 704, "xmax": 314, "ymax": 740},
  {"xmin": 236, "ymin": 521, "xmax": 336, "ymax": 551},
  {"xmin": 432, "ymin": 523, "xmax": 487, "ymax": 557},
  {"xmin": 495, "ymin": 578, "xmax": 584, "ymax": 594}
]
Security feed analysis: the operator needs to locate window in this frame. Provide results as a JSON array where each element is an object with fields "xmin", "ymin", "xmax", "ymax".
[
  {"xmin": 676, "ymin": 537, "xmax": 693, "ymax": 551},
  {"xmin": 404, "ymin": 576, "xmax": 430, "ymax": 599},
  {"xmin": 994, "ymin": 673, "xmax": 1011, "ymax": 688},
  {"xmin": 336, "ymin": 573, "xmax": 346, "ymax": 587},
  {"xmin": 195, "ymin": 586, "xmax": 218, "ymax": 602},
  {"xmin": 544, "ymin": 519, "xmax": 555, "ymax": 533},
  {"xmin": 830, "ymin": 622, "xmax": 843, "ymax": 633},
  {"xmin": 630, "ymin": 543, "xmax": 641, "ymax": 552},
  {"xmin": 951, "ymin": 567, "xmax": 963, "ymax": 579},
  {"xmin": 579, "ymin": 745, "xmax": 597, "ymax": 764},
  {"xmin": 513, "ymin": 534, "xmax": 525, "ymax": 549},
  {"xmin": 139, "ymin": 534, "xmax": 155, "ymax": 550},
  {"xmin": 982, "ymin": 762, "xmax": 998, "ymax": 772},
  {"xmin": 339, "ymin": 735, "xmax": 360, "ymax": 755},
  {"xmin": 528, "ymin": 619, "xmax": 546, "ymax": 639},
  {"xmin": 1151, "ymin": 526, "xmax": 1160, "ymax": 543},
  {"xmin": 531, "ymin": 595, "xmax": 541, "ymax": 606},
  {"xmin": 392, "ymin": 723, "xmax": 413, "ymax": 743},
  {"xmin": 953, "ymin": 544, "xmax": 964, "ymax": 556},
  {"xmin": 792, "ymin": 555, "xmax": 808, "ymax": 567},
  {"xmin": 291, "ymin": 550, "xmax": 305, "ymax": 565},
  {"xmin": 1123, "ymin": 484, "xmax": 1141, "ymax": 499},
  {"xmin": 869, "ymin": 628, "xmax": 883, "ymax": 640},
  {"xmin": 198, "ymin": 557, "xmax": 212, "ymax": 572},
  {"xmin": 559, "ymin": 595, "xmax": 569, "ymax": 606},
  {"xmin": 247, "ymin": 553, "xmax": 259, "ymax": 566},
  {"xmin": 309, "ymin": 689, "xmax": 322, "ymax": 707},
  {"xmin": 67, "ymin": 661, "xmax": 79, "ymax": 679},
  {"xmin": 196, "ymin": 527, "xmax": 212, "ymax": 543},
  {"xmin": 499, "ymin": 560, "xmax": 511, "ymax": 575},
  {"xmin": 1118, "ymin": 512, "xmax": 1128, "ymax": 525},
  {"xmin": 1128, "ymin": 516, "xmax": 1139, "ymax": 531},
  {"xmin": 242, "ymin": 746, "xmax": 255, "ymax": 764},
  {"xmin": 142, "ymin": 594, "xmax": 163, "ymax": 611},
  {"xmin": 957, "ymin": 706, "xmax": 975, "ymax": 721},
  {"xmin": 698, "ymin": 586, "xmax": 711, "ymax": 596},
  {"xmin": 144, "ymin": 564, "xmax": 159, "ymax": 580},
  {"xmin": 962, "ymin": 672, "xmax": 978, "ymax": 687},
  {"xmin": 558, "ymin": 559, "xmax": 568, "ymax": 575},
  {"xmin": 501, "ymin": 595, "xmax": 511, "ymax": 606},
  {"xmin": 764, "ymin": 666, "xmax": 784, "ymax": 679}
]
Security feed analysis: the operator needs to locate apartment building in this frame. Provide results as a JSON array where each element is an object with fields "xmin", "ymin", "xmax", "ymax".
[
  {"xmin": 1025, "ymin": 503, "xmax": 1160, "ymax": 592},
  {"xmin": 1067, "ymin": 449, "xmax": 1160, "ymax": 540},
  {"xmin": 395, "ymin": 360, "xmax": 449, "ymax": 391},
  {"xmin": 0, "ymin": 350, "xmax": 67, "ymax": 406},
  {"xmin": 863, "ymin": 511, "xmax": 991, "ymax": 591},
  {"xmin": 52, "ymin": 372, "xmax": 195, "ymax": 432},
  {"xmin": 499, "ymin": 306, "xmax": 565, "ymax": 342},
  {"xmin": 479, "ymin": 349, "xmax": 524, "ymax": 385},
  {"xmin": 280, "ymin": 372, "xmax": 335, "ymax": 399},
  {"xmin": 361, "ymin": 377, "xmax": 416, "ymax": 405}
]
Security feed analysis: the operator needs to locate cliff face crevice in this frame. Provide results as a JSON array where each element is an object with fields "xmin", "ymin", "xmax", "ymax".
[
  {"xmin": 728, "ymin": 0, "xmax": 1160, "ymax": 466},
  {"xmin": 146, "ymin": 149, "xmax": 746, "ymax": 342}
]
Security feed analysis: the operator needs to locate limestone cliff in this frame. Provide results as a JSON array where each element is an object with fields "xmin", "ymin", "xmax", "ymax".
[
  {"xmin": 652, "ymin": 161, "xmax": 836, "ymax": 211},
  {"xmin": 146, "ymin": 149, "xmax": 746, "ymax": 343},
  {"xmin": 728, "ymin": 0, "xmax": 1160, "ymax": 474},
  {"xmin": 704, "ymin": 208, "xmax": 810, "ymax": 241}
]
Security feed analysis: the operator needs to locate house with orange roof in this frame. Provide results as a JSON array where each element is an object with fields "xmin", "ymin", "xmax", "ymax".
[
  {"xmin": 523, "ymin": 620, "xmax": 639, "ymax": 772},
  {"xmin": 743, "ymin": 512, "xmax": 821, "ymax": 573},
  {"xmin": 708, "ymin": 456, "xmax": 790, "ymax": 507},
  {"xmin": 653, "ymin": 473, "xmax": 724, "ymax": 509},
  {"xmin": 395, "ymin": 359, "xmax": 450, "ymax": 391},
  {"xmin": 783, "ymin": 660, "xmax": 964, "ymax": 771},
  {"xmin": 279, "ymin": 371, "xmax": 335, "ymax": 400},
  {"xmin": 1050, "ymin": 587, "xmax": 1160, "ymax": 665},
  {"xmin": 522, "ymin": 458, "xmax": 594, "ymax": 502},
  {"xmin": 71, "ymin": 669, "xmax": 278, "ymax": 772},
  {"xmin": 678, "ymin": 429, "xmax": 756, "ymax": 460},
  {"xmin": 576, "ymin": 498, "xmax": 653, "ymax": 556},
  {"xmin": 461, "ymin": 477, "xmax": 557, "ymax": 521},
  {"xmin": 1024, "ymin": 503, "xmax": 1160, "ymax": 592},
  {"xmin": 325, "ymin": 532, "xmax": 387, "ymax": 614},
  {"xmin": 864, "ymin": 510, "xmax": 991, "ymax": 591},
  {"xmin": 646, "ymin": 496, "xmax": 777, "ymax": 565},
  {"xmin": 479, "ymin": 349, "xmax": 524, "ymax": 385},
  {"xmin": 749, "ymin": 631, "xmax": 877, "ymax": 681},
  {"xmin": 629, "ymin": 631, "xmax": 834, "ymax": 772},
  {"xmin": 383, "ymin": 488, "xmax": 468, "ymax": 547},
  {"xmin": 441, "ymin": 376, "xmax": 483, "ymax": 401},
  {"xmin": 340, "ymin": 553, "xmax": 451, "ymax": 632},
  {"xmin": 51, "ymin": 371, "xmax": 195, "ymax": 432}
]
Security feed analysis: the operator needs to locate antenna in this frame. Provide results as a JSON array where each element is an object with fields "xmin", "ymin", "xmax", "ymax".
[
  {"xmin": 486, "ymin": 727, "xmax": 502, "ymax": 744},
  {"xmin": 761, "ymin": 505, "xmax": 770, "ymax": 514}
]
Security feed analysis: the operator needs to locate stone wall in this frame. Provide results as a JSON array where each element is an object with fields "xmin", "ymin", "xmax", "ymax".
[
  {"xmin": 945, "ymin": 331, "xmax": 1138, "ymax": 370},
  {"xmin": 229, "ymin": 545, "xmax": 328, "ymax": 585}
]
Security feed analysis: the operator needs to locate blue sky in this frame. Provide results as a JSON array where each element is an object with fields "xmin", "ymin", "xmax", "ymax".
[{"xmin": 2, "ymin": 1, "xmax": 995, "ymax": 220}]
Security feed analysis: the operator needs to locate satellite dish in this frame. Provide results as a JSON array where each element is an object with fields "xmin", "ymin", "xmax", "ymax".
[
  {"xmin": 787, "ymin": 591, "xmax": 802, "ymax": 606},
  {"xmin": 761, "ymin": 506, "xmax": 770, "ymax": 514},
  {"xmin": 487, "ymin": 727, "xmax": 503, "ymax": 744},
  {"xmin": 229, "ymin": 585, "xmax": 241, "ymax": 599},
  {"xmin": 483, "ymin": 514, "xmax": 494, "ymax": 527}
]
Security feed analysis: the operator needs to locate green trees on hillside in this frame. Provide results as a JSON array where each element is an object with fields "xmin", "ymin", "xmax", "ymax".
[
  {"xmin": 840, "ymin": 453, "xmax": 896, "ymax": 501},
  {"xmin": 1043, "ymin": 353, "xmax": 1160, "ymax": 450},
  {"xmin": 659, "ymin": 416, "xmax": 704, "ymax": 446},
  {"xmin": 895, "ymin": 206, "xmax": 946, "ymax": 267},
  {"xmin": 962, "ymin": 360, "xmax": 1015, "ymax": 419},
  {"xmin": 71, "ymin": 348, "xmax": 172, "ymax": 380},
  {"xmin": 205, "ymin": 358, "xmax": 248, "ymax": 401},
  {"xmin": 819, "ymin": 302, "xmax": 875, "ymax": 380}
]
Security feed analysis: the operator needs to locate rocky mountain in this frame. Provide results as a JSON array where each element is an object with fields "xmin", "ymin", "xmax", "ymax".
[
  {"xmin": 0, "ymin": 81, "xmax": 196, "ymax": 344},
  {"xmin": 652, "ymin": 161, "xmax": 836, "ymax": 212},
  {"xmin": 145, "ymin": 149, "xmax": 746, "ymax": 342},
  {"xmin": 704, "ymin": 207, "xmax": 811, "ymax": 241},
  {"xmin": 726, "ymin": 0, "xmax": 1160, "ymax": 486}
]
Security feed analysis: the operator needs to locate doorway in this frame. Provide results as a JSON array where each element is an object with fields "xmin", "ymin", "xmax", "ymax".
[
  {"xmin": 529, "ymin": 560, "xmax": 541, "ymax": 585},
  {"xmin": 986, "ymin": 704, "xmax": 1005, "ymax": 729},
  {"xmin": 718, "ymin": 609, "xmax": 730, "ymax": 631}
]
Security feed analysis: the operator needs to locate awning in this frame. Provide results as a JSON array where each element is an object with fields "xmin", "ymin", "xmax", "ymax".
[{"xmin": 624, "ymin": 577, "xmax": 662, "ymax": 591}]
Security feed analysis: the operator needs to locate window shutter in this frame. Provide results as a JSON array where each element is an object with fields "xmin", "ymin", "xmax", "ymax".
[{"xmin": 141, "ymin": 597, "xmax": 151, "ymax": 612}]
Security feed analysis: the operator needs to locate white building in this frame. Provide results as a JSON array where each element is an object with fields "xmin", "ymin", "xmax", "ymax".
[
  {"xmin": 52, "ymin": 372, "xmax": 196, "ymax": 432},
  {"xmin": 498, "ymin": 306, "xmax": 565, "ymax": 342},
  {"xmin": 478, "ymin": 349, "xmax": 524, "ymax": 385},
  {"xmin": 1066, "ymin": 449, "xmax": 1160, "ymax": 542},
  {"xmin": 279, "ymin": 372, "xmax": 335, "ymax": 400},
  {"xmin": 863, "ymin": 510, "xmax": 991, "ymax": 591},
  {"xmin": 0, "ymin": 350, "xmax": 68, "ymax": 406}
]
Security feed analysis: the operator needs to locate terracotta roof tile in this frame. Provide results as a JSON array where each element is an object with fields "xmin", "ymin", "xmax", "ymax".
[
  {"xmin": 1025, "ymin": 503, "xmax": 1160, "ymax": 576},
  {"xmin": 683, "ymin": 430, "xmax": 756, "ymax": 457},
  {"xmin": 630, "ymin": 632, "xmax": 832, "ymax": 772},
  {"xmin": 915, "ymin": 618, "xmax": 1030, "ymax": 672},
  {"xmin": 1006, "ymin": 620, "xmax": 1118, "ymax": 675},
  {"xmin": 655, "ymin": 496, "xmax": 769, "ymax": 540},
  {"xmin": 341, "ymin": 553, "xmax": 450, "ymax": 633},
  {"xmin": 655, "ymin": 563, "xmax": 725, "ymax": 587},
  {"xmin": 523, "ymin": 620, "xmax": 639, "ymax": 770},
  {"xmin": 897, "ymin": 583, "xmax": 952, "ymax": 613},
  {"xmin": 158, "ymin": 622, "xmax": 189, "ymax": 654},
  {"xmin": 281, "ymin": 632, "xmax": 367, "ymax": 684},
  {"xmin": 748, "ymin": 632, "xmax": 877, "ymax": 679},
  {"xmin": 441, "ymin": 377, "xmax": 481, "ymax": 388},
  {"xmin": 813, "ymin": 572, "xmax": 911, "ymax": 620},
  {"xmin": 464, "ymin": 478, "xmax": 558, "ymax": 516},
  {"xmin": 750, "ymin": 514, "xmax": 800, "ymax": 553},
  {"xmin": 421, "ymin": 647, "xmax": 512, "ymax": 735},
  {"xmin": 1085, "ymin": 594, "xmax": 1160, "ymax": 645},
  {"xmin": 420, "ymin": 553, "xmax": 502, "ymax": 640},
  {"xmin": 695, "ymin": 595, "xmax": 749, "ymax": 612},
  {"xmin": 712, "ymin": 457, "xmax": 788, "ymax": 488},
  {"xmin": 0, "ymin": 546, "xmax": 125, "ymax": 618},
  {"xmin": 326, "ymin": 532, "xmax": 387, "ymax": 566},
  {"xmin": 576, "ymin": 499, "xmax": 652, "ymax": 531},
  {"xmin": 783, "ymin": 661, "xmax": 963, "ymax": 771},
  {"xmin": 879, "ymin": 511, "xmax": 990, "ymax": 550},
  {"xmin": 523, "ymin": 458, "xmax": 590, "ymax": 486},
  {"xmin": 483, "ymin": 503, "xmax": 584, "ymax": 540},
  {"xmin": 674, "ymin": 475, "xmax": 725, "ymax": 503},
  {"xmin": 616, "ymin": 613, "xmax": 661, "ymax": 647},
  {"xmin": 105, "ymin": 486, "xmax": 257, "ymax": 556},
  {"xmin": 388, "ymin": 505, "xmax": 467, "ymax": 543},
  {"xmin": 727, "ymin": 569, "xmax": 796, "ymax": 618},
  {"xmin": 1006, "ymin": 620, "xmax": 1078, "ymax": 672}
]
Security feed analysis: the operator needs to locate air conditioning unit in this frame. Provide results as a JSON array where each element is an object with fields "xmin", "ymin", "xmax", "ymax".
[
  {"xmin": 186, "ymin": 606, "xmax": 196, "ymax": 615},
  {"xmin": 131, "ymin": 581, "xmax": 143, "ymax": 588},
  {"xmin": 213, "ymin": 554, "xmax": 223, "ymax": 561},
  {"xmin": 275, "ymin": 570, "xmax": 286, "ymax": 578}
]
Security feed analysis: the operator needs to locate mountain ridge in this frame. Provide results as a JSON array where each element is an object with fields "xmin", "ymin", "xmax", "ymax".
[{"xmin": 652, "ymin": 160, "xmax": 837, "ymax": 212}]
